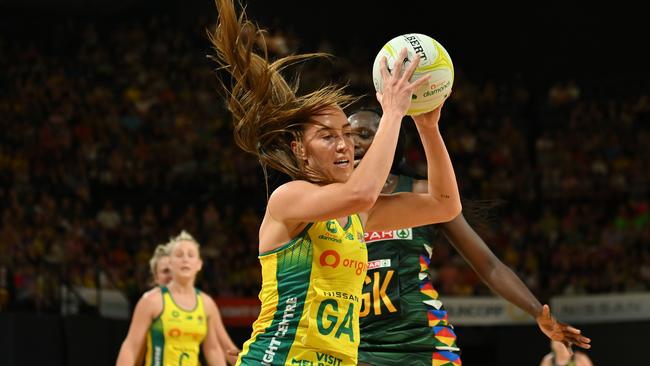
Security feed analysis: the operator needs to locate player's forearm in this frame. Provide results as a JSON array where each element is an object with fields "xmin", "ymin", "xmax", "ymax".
[
  {"xmin": 441, "ymin": 214, "xmax": 542, "ymax": 318},
  {"xmin": 218, "ymin": 330, "xmax": 240, "ymax": 361},
  {"xmin": 348, "ymin": 112, "xmax": 402, "ymax": 199},
  {"xmin": 205, "ymin": 348, "xmax": 227, "ymax": 366},
  {"xmin": 212, "ymin": 305, "xmax": 240, "ymax": 357},
  {"xmin": 482, "ymin": 263, "xmax": 543, "ymax": 318},
  {"xmin": 415, "ymin": 123, "xmax": 461, "ymax": 217}
]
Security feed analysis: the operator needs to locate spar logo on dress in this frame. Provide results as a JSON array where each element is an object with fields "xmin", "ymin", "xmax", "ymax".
[
  {"xmin": 364, "ymin": 228, "xmax": 413, "ymax": 243},
  {"xmin": 367, "ymin": 259, "xmax": 391, "ymax": 270}
]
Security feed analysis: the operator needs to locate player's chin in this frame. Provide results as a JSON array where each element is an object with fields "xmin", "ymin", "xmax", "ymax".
[{"xmin": 332, "ymin": 168, "xmax": 353, "ymax": 182}]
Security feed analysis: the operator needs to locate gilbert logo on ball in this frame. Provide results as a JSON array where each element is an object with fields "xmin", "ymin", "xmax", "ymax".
[{"xmin": 372, "ymin": 33, "xmax": 454, "ymax": 116}]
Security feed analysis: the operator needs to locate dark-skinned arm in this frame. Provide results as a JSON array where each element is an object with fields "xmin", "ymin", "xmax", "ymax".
[
  {"xmin": 440, "ymin": 212, "xmax": 591, "ymax": 350},
  {"xmin": 440, "ymin": 213, "xmax": 542, "ymax": 316}
]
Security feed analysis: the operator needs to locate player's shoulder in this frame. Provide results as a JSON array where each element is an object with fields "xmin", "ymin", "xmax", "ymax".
[
  {"xmin": 272, "ymin": 180, "xmax": 315, "ymax": 197},
  {"xmin": 142, "ymin": 286, "xmax": 162, "ymax": 299},
  {"xmin": 268, "ymin": 180, "xmax": 319, "ymax": 213},
  {"xmin": 135, "ymin": 287, "xmax": 164, "ymax": 313},
  {"xmin": 141, "ymin": 287, "xmax": 164, "ymax": 303},
  {"xmin": 199, "ymin": 291, "xmax": 218, "ymax": 313}
]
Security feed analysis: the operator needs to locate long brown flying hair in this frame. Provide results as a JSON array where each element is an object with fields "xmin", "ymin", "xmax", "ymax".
[{"xmin": 208, "ymin": 0, "xmax": 358, "ymax": 185}]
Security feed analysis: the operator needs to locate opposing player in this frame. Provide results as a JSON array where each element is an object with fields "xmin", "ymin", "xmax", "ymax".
[{"xmin": 349, "ymin": 108, "xmax": 591, "ymax": 366}]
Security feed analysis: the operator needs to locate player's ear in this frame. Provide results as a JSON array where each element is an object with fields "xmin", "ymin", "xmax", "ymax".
[{"xmin": 291, "ymin": 140, "xmax": 306, "ymax": 160}]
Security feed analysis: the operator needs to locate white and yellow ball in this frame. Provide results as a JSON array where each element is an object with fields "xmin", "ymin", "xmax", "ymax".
[{"xmin": 372, "ymin": 33, "xmax": 454, "ymax": 116}]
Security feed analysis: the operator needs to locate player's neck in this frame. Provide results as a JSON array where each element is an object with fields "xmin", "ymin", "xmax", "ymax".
[{"xmin": 168, "ymin": 279, "xmax": 195, "ymax": 294}]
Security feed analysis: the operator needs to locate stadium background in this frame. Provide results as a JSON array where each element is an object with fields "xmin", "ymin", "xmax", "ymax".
[{"xmin": 1, "ymin": 0, "xmax": 648, "ymax": 365}]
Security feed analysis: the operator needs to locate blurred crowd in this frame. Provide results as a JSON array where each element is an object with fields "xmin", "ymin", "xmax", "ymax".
[{"xmin": 1, "ymin": 14, "xmax": 648, "ymax": 314}]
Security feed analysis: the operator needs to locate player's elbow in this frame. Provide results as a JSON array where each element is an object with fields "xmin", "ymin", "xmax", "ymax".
[
  {"xmin": 434, "ymin": 197, "xmax": 462, "ymax": 223},
  {"xmin": 448, "ymin": 199, "xmax": 463, "ymax": 221}
]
